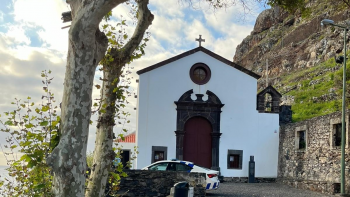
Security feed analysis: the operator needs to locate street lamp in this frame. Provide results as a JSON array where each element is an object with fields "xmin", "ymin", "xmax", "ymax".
[{"xmin": 321, "ymin": 18, "xmax": 348, "ymax": 195}]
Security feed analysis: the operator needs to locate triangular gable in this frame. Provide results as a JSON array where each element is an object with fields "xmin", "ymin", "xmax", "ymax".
[
  {"xmin": 136, "ymin": 46, "xmax": 260, "ymax": 79},
  {"xmin": 257, "ymin": 85, "xmax": 282, "ymax": 97}
]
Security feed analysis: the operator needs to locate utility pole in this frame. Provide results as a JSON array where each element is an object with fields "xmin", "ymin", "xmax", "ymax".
[{"xmin": 266, "ymin": 59, "xmax": 269, "ymax": 88}]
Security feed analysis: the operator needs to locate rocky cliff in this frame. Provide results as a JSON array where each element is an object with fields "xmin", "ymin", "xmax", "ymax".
[{"xmin": 233, "ymin": 1, "xmax": 350, "ymax": 121}]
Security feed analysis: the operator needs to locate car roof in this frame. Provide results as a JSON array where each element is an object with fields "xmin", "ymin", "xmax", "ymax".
[
  {"xmin": 155, "ymin": 160, "xmax": 194, "ymax": 164},
  {"xmin": 146, "ymin": 160, "xmax": 219, "ymax": 172}
]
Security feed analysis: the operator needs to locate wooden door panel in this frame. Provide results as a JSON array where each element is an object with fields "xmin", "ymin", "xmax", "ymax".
[{"xmin": 183, "ymin": 117, "xmax": 212, "ymax": 168}]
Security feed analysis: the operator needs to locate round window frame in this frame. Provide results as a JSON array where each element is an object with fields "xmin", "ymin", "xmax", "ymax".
[{"xmin": 189, "ymin": 63, "xmax": 211, "ymax": 85}]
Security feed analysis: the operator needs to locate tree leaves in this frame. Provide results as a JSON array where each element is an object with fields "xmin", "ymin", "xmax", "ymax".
[
  {"xmin": 4, "ymin": 120, "xmax": 13, "ymax": 126},
  {"xmin": 0, "ymin": 70, "xmax": 57, "ymax": 196},
  {"xmin": 41, "ymin": 105, "xmax": 50, "ymax": 112},
  {"xmin": 267, "ymin": 0, "xmax": 307, "ymax": 13},
  {"xmin": 40, "ymin": 121, "xmax": 49, "ymax": 126},
  {"xmin": 25, "ymin": 123, "xmax": 34, "ymax": 129}
]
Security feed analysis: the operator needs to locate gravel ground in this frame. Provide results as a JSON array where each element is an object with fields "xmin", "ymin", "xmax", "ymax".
[{"xmin": 206, "ymin": 182, "xmax": 335, "ymax": 197}]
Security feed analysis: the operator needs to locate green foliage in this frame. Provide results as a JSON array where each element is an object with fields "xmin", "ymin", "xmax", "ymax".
[
  {"xmin": 86, "ymin": 152, "xmax": 94, "ymax": 168},
  {"xmin": 268, "ymin": 0, "xmax": 306, "ymax": 13},
  {"xmin": 104, "ymin": 11, "xmax": 113, "ymax": 22},
  {"xmin": 277, "ymin": 55, "xmax": 350, "ymax": 122},
  {"xmin": 0, "ymin": 70, "xmax": 136, "ymax": 196},
  {"xmin": 105, "ymin": 146, "xmax": 138, "ymax": 196},
  {"xmin": 99, "ymin": 1, "xmax": 151, "ymax": 68},
  {"xmin": 0, "ymin": 70, "xmax": 59, "ymax": 196}
]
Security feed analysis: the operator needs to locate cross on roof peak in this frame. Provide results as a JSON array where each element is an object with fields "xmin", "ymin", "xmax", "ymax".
[{"xmin": 195, "ymin": 35, "xmax": 205, "ymax": 47}]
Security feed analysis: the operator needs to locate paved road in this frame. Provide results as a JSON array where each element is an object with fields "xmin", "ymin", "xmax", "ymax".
[{"xmin": 206, "ymin": 182, "xmax": 334, "ymax": 197}]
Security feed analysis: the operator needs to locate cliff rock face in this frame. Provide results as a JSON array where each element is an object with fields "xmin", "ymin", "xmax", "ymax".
[
  {"xmin": 234, "ymin": 6, "xmax": 288, "ymax": 63},
  {"xmin": 233, "ymin": 1, "xmax": 350, "ymax": 91},
  {"xmin": 253, "ymin": 7, "xmax": 286, "ymax": 34}
]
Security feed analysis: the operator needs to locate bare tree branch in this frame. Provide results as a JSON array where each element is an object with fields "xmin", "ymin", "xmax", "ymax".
[
  {"xmin": 120, "ymin": 0, "xmax": 154, "ymax": 60},
  {"xmin": 108, "ymin": 0, "xmax": 154, "ymax": 65}
]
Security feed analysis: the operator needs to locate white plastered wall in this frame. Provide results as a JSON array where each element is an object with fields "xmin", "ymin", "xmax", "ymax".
[
  {"xmin": 136, "ymin": 51, "xmax": 279, "ymax": 177},
  {"xmin": 117, "ymin": 142, "xmax": 137, "ymax": 169}
]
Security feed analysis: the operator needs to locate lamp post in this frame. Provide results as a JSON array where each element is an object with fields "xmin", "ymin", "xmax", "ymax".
[{"xmin": 321, "ymin": 19, "xmax": 348, "ymax": 195}]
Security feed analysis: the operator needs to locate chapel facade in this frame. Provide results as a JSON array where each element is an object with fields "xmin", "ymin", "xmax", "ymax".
[{"xmin": 135, "ymin": 46, "xmax": 281, "ymax": 178}]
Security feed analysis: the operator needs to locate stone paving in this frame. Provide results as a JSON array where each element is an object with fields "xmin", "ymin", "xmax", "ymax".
[{"xmin": 206, "ymin": 182, "xmax": 335, "ymax": 197}]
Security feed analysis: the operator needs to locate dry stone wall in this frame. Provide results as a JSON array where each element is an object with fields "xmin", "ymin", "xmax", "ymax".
[
  {"xmin": 116, "ymin": 170, "xmax": 206, "ymax": 197},
  {"xmin": 278, "ymin": 111, "xmax": 350, "ymax": 194}
]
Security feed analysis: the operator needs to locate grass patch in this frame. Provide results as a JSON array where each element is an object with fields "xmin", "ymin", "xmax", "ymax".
[{"xmin": 276, "ymin": 56, "xmax": 350, "ymax": 122}]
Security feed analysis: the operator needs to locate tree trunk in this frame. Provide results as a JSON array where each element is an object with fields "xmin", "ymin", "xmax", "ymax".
[
  {"xmin": 86, "ymin": 1, "xmax": 153, "ymax": 196},
  {"xmin": 85, "ymin": 65, "xmax": 122, "ymax": 197},
  {"xmin": 46, "ymin": 0, "xmax": 126, "ymax": 196}
]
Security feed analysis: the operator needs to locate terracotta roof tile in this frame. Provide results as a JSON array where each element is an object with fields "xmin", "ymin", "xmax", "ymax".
[{"xmin": 115, "ymin": 132, "xmax": 135, "ymax": 143}]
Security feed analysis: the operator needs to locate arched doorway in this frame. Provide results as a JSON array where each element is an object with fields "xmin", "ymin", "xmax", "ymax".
[
  {"xmin": 175, "ymin": 89, "xmax": 224, "ymax": 171},
  {"xmin": 183, "ymin": 116, "xmax": 212, "ymax": 168}
]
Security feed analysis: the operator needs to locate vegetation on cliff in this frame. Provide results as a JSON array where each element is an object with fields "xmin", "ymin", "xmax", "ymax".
[
  {"xmin": 233, "ymin": 0, "xmax": 350, "ymax": 122},
  {"xmin": 278, "ymin": 55, "xmax": 350, "ymax": 122}
]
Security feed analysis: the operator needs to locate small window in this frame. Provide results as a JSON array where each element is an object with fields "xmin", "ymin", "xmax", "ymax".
[
  {"xmin": 189, "ymin": 63, "xmax": 211, "ymax": 85},
  {"xmin": 334, "ymin": 123, "xmax": 343, "ymax": 147},
  {"xmin": 227, "ymin": 150, "xmax": 243, "ymax": 169},
  {"xmin": 154, "ymin": 151, "xmax": 164, "ymax": 162},
  {"xmin": 229, "ymin": 154, "xmax": 240, "ymax": 168},
  {"xmin": 176, "ymin": 163, "xmax": 192, "ymax": 171},
  {"xmin": 149, "ymin": 162, "xmax": 168, "ymax": 171},
  {"xmin": 330, "ymin": 119, "xmax": 348, "ymax": 149},
  {"xmin": 298, "ymin": 131, "xmax": 306, "ymax": 150},
  {"xmin": 193, "ymin": 68, "xmax": 207, "ymax": 81},
  {"xmin": 295, "ymin": 126, "xmax": 307, "ymax": 151},
  {"xmin": 151, "ymin": 146, "xmax": 167, "ymax": 163}
]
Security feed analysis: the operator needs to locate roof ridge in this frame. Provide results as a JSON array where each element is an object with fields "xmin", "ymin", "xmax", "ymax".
[{"xmin": 136, "ymin": 46, "xmax": 260, "ymax": 79}]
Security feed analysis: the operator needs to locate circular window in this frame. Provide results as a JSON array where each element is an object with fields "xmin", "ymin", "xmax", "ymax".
[{"xmin": 189, "ymin": 63, "xmax": 211, "ymax": 85}]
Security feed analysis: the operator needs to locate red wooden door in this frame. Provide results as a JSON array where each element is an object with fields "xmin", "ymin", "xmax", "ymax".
[{"xmin": 183, "ymin": 117, "xmax": 212, "ymax": 168}]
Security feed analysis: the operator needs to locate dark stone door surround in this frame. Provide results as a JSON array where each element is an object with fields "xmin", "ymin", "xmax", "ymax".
[{"xmin": 174, "ymin": 89, "xmax": 224, "ymax": 171}]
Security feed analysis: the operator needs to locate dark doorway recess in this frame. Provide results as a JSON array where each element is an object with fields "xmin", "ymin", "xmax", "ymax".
[
  {"xmin": 121, "ymin": 150, "xmax": 130, "ymax": 169},
  {"xmin": 174, "ymin": 89, "xmax": 224, "ymax": 171},
  {"xmin": 184, "ymin": 116, "xmax": 212, "ymax": 168}
]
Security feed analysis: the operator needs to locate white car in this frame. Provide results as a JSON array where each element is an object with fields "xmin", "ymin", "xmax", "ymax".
[{"xmin": 141, "ymin": 160, "xmax": 220, "ymax": 190}]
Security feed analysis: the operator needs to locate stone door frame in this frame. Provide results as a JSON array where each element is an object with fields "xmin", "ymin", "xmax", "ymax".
[{"xmin": 174, "ymin": 89, "xmax": 224, "ymax": 171}]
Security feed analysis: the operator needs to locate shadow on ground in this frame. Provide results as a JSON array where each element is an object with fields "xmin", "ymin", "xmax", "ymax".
[{"xmin": 205, "ymin": 182, "xmax": 334, "ymax": 197}]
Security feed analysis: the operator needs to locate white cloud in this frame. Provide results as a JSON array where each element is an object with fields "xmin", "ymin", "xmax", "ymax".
[
  {"xmin": 184, "ymin": 19, "xmax": 214, "ymax": 45},
  {"xmin": 212, "ymin": 37, "xmax": 238, "ymax": 60},
  {"xmin": 150, "ymin": 15, "xmax": 186, "ymax": 46},
  {"xmin": 1, "ymin": 25, "xmax": 30, "ymax": 45},
  {"xmin": 13, "ymin": 0, "xmax": 68, "ymax": 52},
  {"xmin": 150, "ymin": 0, "xmax": 186, "ymax": 18},
  {"xmin": 111, "ymin": 2, "xmax": 133, "ymax": 20}
]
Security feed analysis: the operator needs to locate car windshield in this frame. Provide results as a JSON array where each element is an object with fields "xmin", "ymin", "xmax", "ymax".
[{"xmin": 149, "ymin": 162, "xmax": 168, "ymax": 171}]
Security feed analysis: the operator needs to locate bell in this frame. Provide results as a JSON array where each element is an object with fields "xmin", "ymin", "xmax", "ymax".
[{"xmin": 336, "ymin": 56, "xmax": 344, "ymax": 64}]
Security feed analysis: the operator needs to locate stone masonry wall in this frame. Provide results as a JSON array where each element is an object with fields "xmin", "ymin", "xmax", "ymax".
[
  {"xmin": 117, "ymin": 170, "xmax": 206, "ymax": 197},
  {"xmin": 278, "ymin": 111, "xmax": 350, "ymax": 194},
  {"xmin": 223, "ymin": 177, "xmax": 276, "ymax": 183}
]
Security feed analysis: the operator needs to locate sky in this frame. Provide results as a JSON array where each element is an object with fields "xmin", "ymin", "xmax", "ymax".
[{"xmin": 0, "ymin": 0, "xmax": 267, "ymax": 166}]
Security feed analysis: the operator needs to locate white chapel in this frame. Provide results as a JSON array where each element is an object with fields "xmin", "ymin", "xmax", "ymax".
[{"xmin": 135, "ymin": 45, "xmax": 281, "ymax": 178}]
